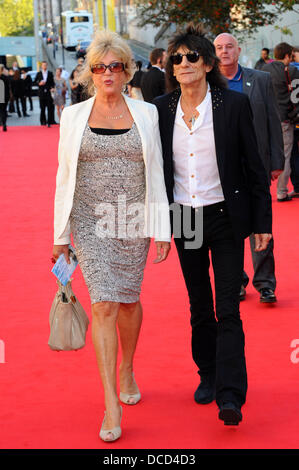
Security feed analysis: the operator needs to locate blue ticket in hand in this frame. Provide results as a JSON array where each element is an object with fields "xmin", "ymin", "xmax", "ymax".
[{"xmin": 51, "ymin": 246, "xmax": 78, "ymax": 286}]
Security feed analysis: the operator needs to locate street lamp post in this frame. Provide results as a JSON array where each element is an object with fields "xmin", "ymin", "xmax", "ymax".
[
  {"xmin": 102, "ymin": 0, "xmax": 107, "ymax": 29},
  {"xmin": 33, "ymin": 0, "xmax": 41, "ymax": 68},
  {"xmin": 58, "ymin": 0, "xmax": 65, "ymax": 67}
]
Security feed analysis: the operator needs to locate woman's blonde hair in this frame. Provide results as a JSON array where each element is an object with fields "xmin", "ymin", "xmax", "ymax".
[{"xmin": 78, "ymin": 29, "xmax": 135, "ymax": 96}]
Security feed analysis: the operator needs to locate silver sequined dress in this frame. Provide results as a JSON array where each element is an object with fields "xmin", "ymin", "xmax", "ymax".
[{"xmin": 70, "ymin": 123, "xmax": 150, "ymax": 304}]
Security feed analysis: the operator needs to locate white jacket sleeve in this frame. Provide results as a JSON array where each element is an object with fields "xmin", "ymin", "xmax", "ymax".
[
  {"xmin": 149, "ymin": 106, "xmax": 171, "ymax": 242},
  {"xmin": 53, "ymin": 110, "xmax": 72, "ymax": 245}
]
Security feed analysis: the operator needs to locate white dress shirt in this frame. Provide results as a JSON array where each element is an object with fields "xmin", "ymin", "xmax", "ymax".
[
  {"xmin": 42, "ymin": 70, "xmax": 48, "ymax": 82},
  {"xmin": 173, "ymin": 84, "xmax": 224, "ymax": 207}
]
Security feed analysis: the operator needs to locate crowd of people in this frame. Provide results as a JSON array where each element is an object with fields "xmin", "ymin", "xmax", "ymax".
[
  {"xmin": 0, "ymin": 62, "xmax": 33, "ymax": 131},
  {"xmin": 0, "ymin": 57, "xmax": 90, "ymax": 131},
  {"xmin": 50, "ymin": 25, "xmax": 299, "ymax": 441}
]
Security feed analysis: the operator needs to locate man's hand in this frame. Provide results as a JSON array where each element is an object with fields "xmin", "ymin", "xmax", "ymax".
[
  {"xmin": 254, "ymin": 233, "xmax": 272, "ymax": 252},
  {"xmin": 153, "ymin": 241, "xmax": 171, "ymax": 264},
  {"xmin": 271, "ymin": 170, "xmax": 283, "ymax": 181}
]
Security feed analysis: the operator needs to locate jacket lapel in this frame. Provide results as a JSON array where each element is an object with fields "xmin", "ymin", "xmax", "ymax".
[
  {"xmin": 211, "ymin": 86, "xmax": 226, "ymax": 181},
  {"xmin": 165, "ymin": 88, "xmax": 181, "ymax": 159},
  {"xmin": 123, "ymin": 93, "xmax": 149, "ymax": 167},
  {"xmin": 242, "ymin": 67, "xmax": 256, "ymax": 99},
  {"xmin": 68, "ymin": 95, "xmax": 96, "ymax": 167}
]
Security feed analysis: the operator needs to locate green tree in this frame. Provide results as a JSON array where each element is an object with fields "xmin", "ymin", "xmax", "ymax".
[
  {"xmin": 135, "ymin": 0, "xmax": 299, "ymax": 38},
  {"xmin": 0, "ymin": 0, "xmax": 34, "ymax": 36}
]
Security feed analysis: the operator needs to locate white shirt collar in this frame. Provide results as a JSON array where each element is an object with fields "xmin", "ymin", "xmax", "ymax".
[
  {"xmin": 151, "ymin": 65, "xmax": 164, "ymax": 72},
  {"xmin": 176, "ymin": 82, "xmax": 211, "ymax": 130}
]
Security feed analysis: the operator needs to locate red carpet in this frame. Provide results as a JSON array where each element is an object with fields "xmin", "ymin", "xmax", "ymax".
[{"xmin": 0, "ymin": 126, "xmax": 299, "ymax": 449}]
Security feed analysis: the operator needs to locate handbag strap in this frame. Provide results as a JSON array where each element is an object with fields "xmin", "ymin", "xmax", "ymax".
[{"xmin": 56, "ymin": 279, "xmax": 74, "ymax": 303}]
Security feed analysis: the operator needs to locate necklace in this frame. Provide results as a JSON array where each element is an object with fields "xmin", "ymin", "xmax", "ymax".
[
  {"xmin": 181, "ymin": 97, "xmax": 199, "ymax": 128},
  {"xmin": 104, "ymin": 113, "xmax": 124, "ymax": 120}
]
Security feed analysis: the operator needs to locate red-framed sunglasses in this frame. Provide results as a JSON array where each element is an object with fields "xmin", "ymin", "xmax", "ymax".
[{"xmin": 90, "ymin": 62, "xmax": 126, "ymax": 74}]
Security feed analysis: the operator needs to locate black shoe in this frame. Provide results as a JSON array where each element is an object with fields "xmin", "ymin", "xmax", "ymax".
[
  {"xmin": 277, "ymin": 195, "xmax": 292, "ymax": 202},
  {"xmin": 3, "ymin": 125, "xmax": 7, "ymax": 132},
  {"xmin": 218, "ymin": 402, "xmax": 242, "ymax": 426},
  {"xmin": 260, "ymin": 288, "xmax": 277, "ymax": 303},
  {"xmin": 239, "ymin": 285, "xmax": 246, "ymax": 301},
  {"xmin": 23, "ymin": 113, "xmax": 30, "ymax": 117},
  {"xmin": 194, "ymin": 373, "xmax": 216, "ymax": 404},
  {"xmin": 47, "ymin": 124, "xmax": 51, "ymax": 128}
]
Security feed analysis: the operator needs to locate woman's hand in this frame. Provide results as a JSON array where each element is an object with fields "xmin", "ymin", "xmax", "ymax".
[
  {"xmin": 153, "ymin": 241, "xmax": 171, "ymax": 264},
  {"xmin": 52, "ymin": 244, "xmax": 70, "ymax": 264}
]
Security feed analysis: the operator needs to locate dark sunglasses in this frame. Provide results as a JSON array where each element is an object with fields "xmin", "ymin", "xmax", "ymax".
[
  {"xmin": 170, "ymin": 51, "xmax": 201, "ymax": 65},
  {"xmin": 91, "ymin": 62, "xmax": 125, "ymax": 74}
]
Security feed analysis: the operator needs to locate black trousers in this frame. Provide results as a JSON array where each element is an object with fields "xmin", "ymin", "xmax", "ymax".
[
  {"xmin": 0, "ymin": 101, "xmax": 8, "ymax": 127},
  {"xmin": 15, "ymin": 96, "xmax": 26, "ymax": 117},
  {"xmin": 174, "ymin": 202, "xmax": 247, "ymax": 408},
  {"xmin": 39, "ymin": 94, "xmax": 54, "ymax": 125}
]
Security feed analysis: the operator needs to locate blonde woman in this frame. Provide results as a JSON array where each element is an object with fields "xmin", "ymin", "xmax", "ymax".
[{"xmin": 52, "ymin": 30, "xmax": 171, "ymax": 442}]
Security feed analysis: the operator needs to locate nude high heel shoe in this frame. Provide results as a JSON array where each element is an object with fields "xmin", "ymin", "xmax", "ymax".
[
  {"xmin": 99, "ymin": 406, "xmax": 122, "ymax": 442},
  {"xmin": 119, "ymin": 373, "xmax": 141, "ymax": 405}
]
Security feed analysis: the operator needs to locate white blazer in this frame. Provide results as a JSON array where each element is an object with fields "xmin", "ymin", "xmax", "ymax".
[{"xmin": 53, "ymin": 94, "xmax": 171, "ymax": 245}]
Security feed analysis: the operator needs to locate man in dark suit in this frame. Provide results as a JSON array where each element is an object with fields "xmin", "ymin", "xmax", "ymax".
[
  {"xmin": 214, "ymin": 33, "xmax": 284, "ymax": 304},
  {"xmin": 154, "ymin": 24, "xmax": 272, "ymax": 425},
  {"xmin": 140, "ymin": 48, "xmax": 167, "ymax": 102},
  {"xmin": 34, "ymin": 61, "xmax": 55, "ymax": 127}
]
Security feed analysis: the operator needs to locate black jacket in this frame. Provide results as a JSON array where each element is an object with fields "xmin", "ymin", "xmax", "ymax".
[
  {"xmin": 153, "ymin": 86, "xmax": 272, "ymax": 241},
  {"xmin": 140, "ymin": 67, "xmax": 165, "ymax": 103},
  {"xmin": 34, "ymin": 70, "xmax": 55, "ymax": 98},
  {"xmin": 240, "ymin": 66, "xmax": 284, "ymax": 179}
]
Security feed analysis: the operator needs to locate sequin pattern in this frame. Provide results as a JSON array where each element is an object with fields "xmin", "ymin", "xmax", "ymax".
[{"xmin": 70, "ymin": 123, "xmax": 150, "ymax": 304}]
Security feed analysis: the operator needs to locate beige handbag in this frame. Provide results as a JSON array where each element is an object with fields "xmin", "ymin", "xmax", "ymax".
[{"xmin": 48, "ymin": 280, "xmax": 89, "ymax": 351}]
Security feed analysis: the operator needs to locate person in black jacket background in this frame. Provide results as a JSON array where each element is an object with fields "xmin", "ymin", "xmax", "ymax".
[
  {"xmin": 10, "ymin": 69, "xmax": 28, "ymax": 117},
  {"xmin": 21, "ymin": 69, "xmax": 33, "ymax": 112},
  {"xmin": 140, "ymin": 48, "xmax": 167, "ymax": 102},
  {"xmin": 34, "ymin": 61, "xmax": 55, "ymax": 126}
]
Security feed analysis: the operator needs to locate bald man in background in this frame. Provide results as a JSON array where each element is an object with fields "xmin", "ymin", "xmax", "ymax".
[{"xmin": 214, "ymin": 33, "xmax": 284, "ymax": 304}]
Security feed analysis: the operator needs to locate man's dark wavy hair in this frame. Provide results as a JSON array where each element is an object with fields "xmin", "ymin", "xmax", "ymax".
[{"xmin": 165, "ymin": 23, "xmax": 227, "ymax": 92}]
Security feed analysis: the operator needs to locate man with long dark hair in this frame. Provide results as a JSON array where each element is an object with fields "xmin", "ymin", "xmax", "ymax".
[{"xmin": 154, "ymin": 24, "xmax": 272, "ymax": 425}]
